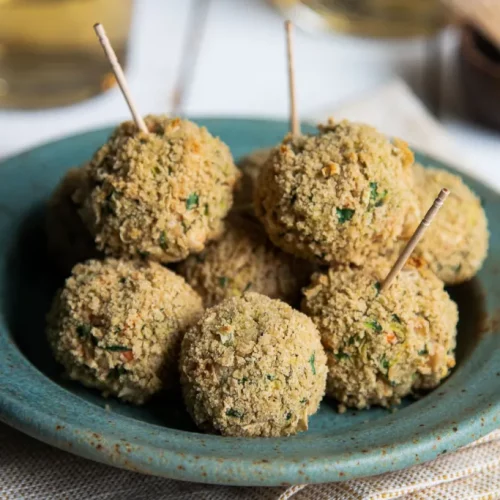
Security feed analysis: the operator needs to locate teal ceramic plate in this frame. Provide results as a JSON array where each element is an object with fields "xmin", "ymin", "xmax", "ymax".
[{"xmin": 0, "ymin": 118, "xmax": 499, "ymax": 486}]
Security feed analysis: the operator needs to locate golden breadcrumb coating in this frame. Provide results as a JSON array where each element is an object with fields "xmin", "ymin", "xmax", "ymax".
[
  {"xmin": 234, "ymin": 148, "xmax": 271, "ymax": 213},
  {"xmin": 78, "ymin": 115, "xmax": 240, "ymax": 263},
  {"xmin": 180, "ymin": 293, "xmax": 327, "ymax": 436},
  {"xmin": 409, "ymin": 164, "xmax": 488, "ymax": 285},
  {"xmin": 46, "ymin": 166, "xmax": 99, "ymax": 274},
  {"xmin": 302, "ymin": 261, "xmax": 458, "ymax": 409},
  {"xmin": 177, "ymin": 213, "xmax": 314, "ymax": 307},
  {"xmin": 254, "ymin": 119, "xmax": 416, "ymax": 266},
  {"xmin": 47, "ymin": 258, "xmax": 203, "ymax": 404}
]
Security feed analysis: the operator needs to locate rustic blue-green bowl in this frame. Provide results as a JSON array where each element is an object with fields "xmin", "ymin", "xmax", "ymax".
[{"xmin": 0, "ymin": 118, "xmax": 499, "ymax": 486}]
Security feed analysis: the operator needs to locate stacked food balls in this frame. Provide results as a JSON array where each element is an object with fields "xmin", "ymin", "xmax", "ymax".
[
  {"xmin": 397, "ymin": 163, "xmax": 488, "ymax": 285},
  {"xmin": 46, "ymin": 115, "xmax": 239, "ymax": 404},
  {"xmin": 233, "ymin": 148, "xmax": 272, "ymax": 213},
  {"xmin": 301, "ymin": 260, "xmax": 458, "ymax": 411},
  {"xmin": 250, "ymin": 118, "xmax": 487, "ymax": 411},
  {"xmin": 46, "ymin": 166, "xmax": 100, "ymax": 274},
  {"xmin": 46, "ymin": 113, "xmax": 488, "ymax": 436},
  {"xmin": 177, "ymin": 213, "xmax": 313, "ymax": 308},
  {"xmin": 45, "ymin": 115, "xmax": 327, "ymax": 437}
]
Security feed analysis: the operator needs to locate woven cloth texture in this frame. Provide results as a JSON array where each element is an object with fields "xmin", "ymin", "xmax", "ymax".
[{"xmin": 1, "ymin": 423, "xmax": 500, "ymax": 499}]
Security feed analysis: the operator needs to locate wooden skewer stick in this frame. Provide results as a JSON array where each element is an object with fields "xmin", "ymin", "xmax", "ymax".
[
  {"xmin": 285, "ymin": 21, "xmax": 300, "ymax": 137},
  {"xmin": 93, "ymin": 23, "xmax": 148, "ymax": 134},
  {"xmin": 380, "ymin": 188, "xmax": 450, "ymax": 294}
]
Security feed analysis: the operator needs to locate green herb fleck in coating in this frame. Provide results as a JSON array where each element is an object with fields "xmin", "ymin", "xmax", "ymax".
[
  {"xmin": 335, "ymin": 350, "xmax": 350, "ymax": 361},
  {"xmin": 186, "ymin": 192, "xmax": 199, "ymax": 210},
  {"xmin": 159, "ymin": 231, "xmax": 167, "ymax": 250},
  {"xmin": 380, "ymin": 355, "xmax": 390, "ymax": 372},
  {"xmin": 336, "ymin": 208, "xmax": 355, "ymax": 224},
  {"xmin": 218, "ymin": 276, "xmax": 229, "ymax": 288},
  {"xmin": 138, "ymin": 250, "xmax": 150, "ymax": 260},
  {"xmin": 365, "ymin": 319, "xmax": 382, "ymax": 332},
  {"xmin": 226, "ymin": 408, "xmax": 243, "ymax": 418},
  {"xmin": 309, "ymin": 352, "xmax": 316, "ymax": 375},
  {"xmin": 104, "ymin": 345, "xmax": 132, "ymax": 352},
  {"xmin": 76, "ymin": 324, "xmax": 92, "ymax": 338}
]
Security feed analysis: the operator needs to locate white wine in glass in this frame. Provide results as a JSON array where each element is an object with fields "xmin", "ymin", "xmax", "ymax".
[
  {"xmin": 269, "ymin": 0, "xmax": 446, "ymax": 38},
  {"xmin": 0, "ymin": 0, "xmax": 133, "ymax": 109}
]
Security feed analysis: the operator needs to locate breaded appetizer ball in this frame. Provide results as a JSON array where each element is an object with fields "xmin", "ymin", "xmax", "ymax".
[
  {"xmin": 47, "ymin": 258, "xmax": 203, "ymax": 404},
  {"xmin": 177, "ymin": 213, "xmax": 313, "ymax": 308},
  {"xmin": 180, "ymin": 293, "xmax": 327, "ymax": 437},
  {"xmin": 77, "ymin": 115, "xmax": 240, "ymax": 263},
  {"xmin": 254, "ymin": 120, "xmax": 416, "ymax": 265},
  {"xmin": 46, "ymin": 166, "xmax": 99, "ymax": 274},
  {"xmin": 302, "ymin": 261, "xmax": 458, "ymax": 409},
  {"xmin": 408, "ymin": 163, "xmax": 488, "ymax": 285},
  {"xmin": 234, "ymin": 148, "xmax": 272, "ymax": 212}
]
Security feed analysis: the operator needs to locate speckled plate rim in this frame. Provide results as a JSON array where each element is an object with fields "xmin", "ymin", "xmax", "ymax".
[{"xmin": 0, "ymin": 118, "xmax": 499, "ymax": 487}]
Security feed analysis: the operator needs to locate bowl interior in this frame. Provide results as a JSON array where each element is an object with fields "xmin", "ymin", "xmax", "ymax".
[
  {"xmin": 1, "ymin": 118, "xmax": 499, "ymax": 486},
  {"xmin": 1, "ymin": 120, "xmax": 490, "ymax": 434}
]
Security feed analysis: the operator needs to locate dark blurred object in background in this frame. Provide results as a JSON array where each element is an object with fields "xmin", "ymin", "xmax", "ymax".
[
  {"xmin": 268, "ymin": 0, "xmax": 446, "ymax": 38},
  {"xmin": 0, "ymin": 0, "xmax": 132, "ymax": 109},
  {"xmin": 460, "ymin": 25, "xmax": 500, "ymax": 131}
]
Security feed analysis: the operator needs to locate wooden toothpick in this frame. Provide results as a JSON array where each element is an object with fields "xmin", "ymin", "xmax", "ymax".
[
  {"xmin": 285, "ymin": 21, "xmax": 300, "ymax": 137},
  {"xmin": 380, "ymin": 188, "xmax": 450, "ymax": 293},
  {"xmin": 93, "ymin": 23, "xmax": 148, "ymax": 134}
]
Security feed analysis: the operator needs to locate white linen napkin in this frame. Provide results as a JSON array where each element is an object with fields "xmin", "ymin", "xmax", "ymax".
[
  {"xmin": 309, "ymin": 79, "xmax": 459, "ymax": 162},
  {"xmin": 308, "ymin": 79, "xmax": 491, "ymax": 183}
]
